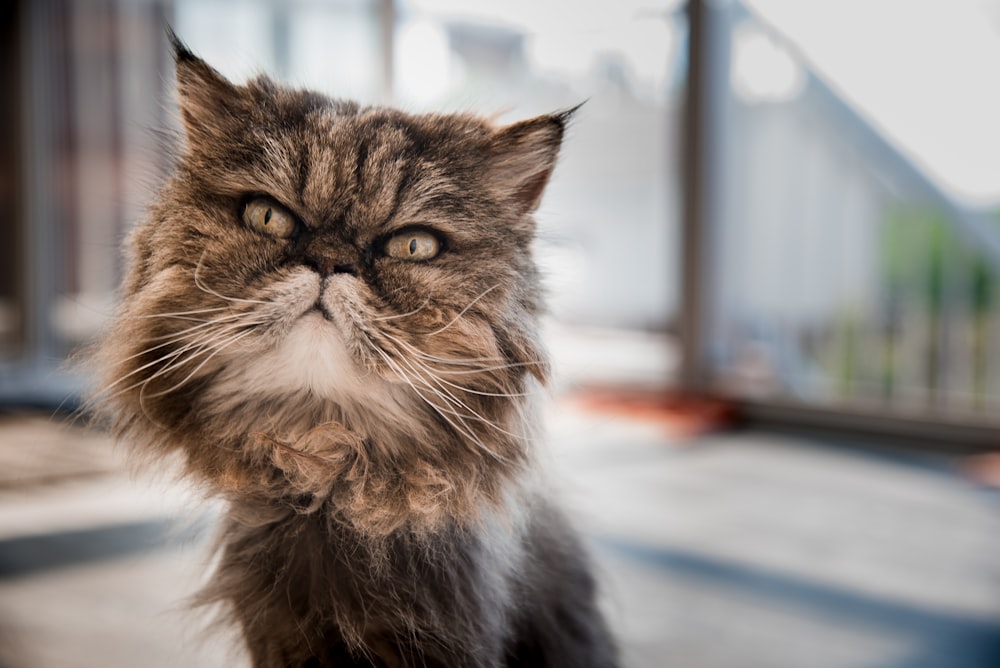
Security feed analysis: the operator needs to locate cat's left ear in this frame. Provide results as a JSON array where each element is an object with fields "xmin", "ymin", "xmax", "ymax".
[{"xmin": 487, "ymin": 106, "xmax": 580, "ymax": 215}]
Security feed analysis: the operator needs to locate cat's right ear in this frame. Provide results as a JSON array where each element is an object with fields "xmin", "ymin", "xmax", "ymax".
[{"xmin": 167, "ymin": 29, "xmax": 248, "ymax": 146}]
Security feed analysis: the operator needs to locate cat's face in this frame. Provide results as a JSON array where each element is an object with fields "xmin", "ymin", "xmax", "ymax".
[{"xmin": 101, "ymin": 45, "xmax": 567, "ymax": 453}]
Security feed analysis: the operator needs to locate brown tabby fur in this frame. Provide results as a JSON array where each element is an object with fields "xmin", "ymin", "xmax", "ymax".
[{"xmin": 92, "ymin": 33, "xmax": 617, "ymax": 667}]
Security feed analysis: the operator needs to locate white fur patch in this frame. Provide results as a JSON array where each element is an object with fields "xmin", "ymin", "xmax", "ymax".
[
  {"xmin": 284, "ymin": 312, "xmax": 370, "ymax": 397},
  {"xmin": 230, "ymin": 310, "xmax": 372, "ymax": 403},
  {"xmin": 204, "ymin": 272, "xmax": 414, "ymax": 425}
]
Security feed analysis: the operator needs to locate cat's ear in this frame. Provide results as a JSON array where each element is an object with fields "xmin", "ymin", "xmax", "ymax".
[
  {"xmin": 167, "ymin": 29, "xmax": 249, "ymax": 145},
  {"xmin": 487, "ymin": 106, "xmax": 580, "ymax": 215}
]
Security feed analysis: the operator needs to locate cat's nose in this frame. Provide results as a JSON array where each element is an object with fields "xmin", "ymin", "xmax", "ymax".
[
  {"xmin": 305, "ymin": 256, "xmax": 357, "ymax": 276},
  {"xmin": 330, "ymin": 263, "xmax": 357, "ymax": 275},
  {"xmin": 302, "ymin": 244, "xmax": 360, "ymax": 276}
]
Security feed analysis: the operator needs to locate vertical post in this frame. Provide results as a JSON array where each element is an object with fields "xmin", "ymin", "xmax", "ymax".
[
  {"xmin": 679, "ymin": 0, "xmax": 730, "ymax": 394},
  {"xmin": 270, "ymin": 6, "xmax": 291, "ymax": 81},
  {"xmin": 21, "ymin": 0, "xmax": 65, "ymax": 368},
  {"xmin": 0, "ymin": 0, "xmax": 23, "ymax": 357},
  {"xmin": 378, "ymin": 0, "xmax": 395, "ymax": 103}
]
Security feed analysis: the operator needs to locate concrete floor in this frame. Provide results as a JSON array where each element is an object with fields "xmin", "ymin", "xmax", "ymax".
[{"xmin": 1, "ymin": 403, "xmax": 999, "ymax": 668}]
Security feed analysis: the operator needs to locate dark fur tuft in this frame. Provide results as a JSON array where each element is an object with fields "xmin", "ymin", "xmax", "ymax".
[{"xmin": 165, "ymin": 25, "xmax": 196, "ymax": 62}]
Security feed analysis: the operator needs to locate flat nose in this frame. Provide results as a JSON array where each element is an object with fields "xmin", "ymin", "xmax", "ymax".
[
  {"xmin": 306, "ymin": 257, "xmax": 357, "ymax": 276},
  {"xmin": 301, "ymin": 240, "xmax": 360, "ymax": 276}
]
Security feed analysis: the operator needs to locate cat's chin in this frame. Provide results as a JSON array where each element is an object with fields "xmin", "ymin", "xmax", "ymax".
[{"xmin": 216, "ymin": 309, "xmax": 374, "ymax": 404}]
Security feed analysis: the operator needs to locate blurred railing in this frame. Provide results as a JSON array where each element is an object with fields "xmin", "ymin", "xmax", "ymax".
[{"xmin": 683, "ymin": 1, "xmax": 1000, "ymax": 441}]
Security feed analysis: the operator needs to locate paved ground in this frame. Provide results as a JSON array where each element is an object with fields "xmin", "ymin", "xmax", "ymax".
[{"xmin": 0, "ymin": 399, "xmax": 999, "ymax": 668}]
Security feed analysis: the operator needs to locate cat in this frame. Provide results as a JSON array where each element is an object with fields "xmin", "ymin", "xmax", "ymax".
[{"xmin": 92, "ymin": 31, "xmax": 617, "ymax": 668}]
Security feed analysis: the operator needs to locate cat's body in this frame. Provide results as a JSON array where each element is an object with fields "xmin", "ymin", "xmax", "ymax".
[
  {"xmin": 211, "ymin": 497, "xmax": 610, "ymax": 667},
  {"xmin": 94, "ymin": 34, "xmax": 616, "ymax": 667}
]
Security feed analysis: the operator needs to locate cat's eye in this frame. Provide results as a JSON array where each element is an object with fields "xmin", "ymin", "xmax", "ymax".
[
  {"xmin": 384, "ymin": 230, "xmax": 441, "ymax": 261},
  {"xmin": 243, "ymin": 198, "xmax": 298, "ymax": 239}
]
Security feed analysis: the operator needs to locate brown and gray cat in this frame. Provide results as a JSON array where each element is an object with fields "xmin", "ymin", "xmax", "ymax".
[{"xmin": 93, "ymin": 32, "xmax": 617, "ymax": 668}]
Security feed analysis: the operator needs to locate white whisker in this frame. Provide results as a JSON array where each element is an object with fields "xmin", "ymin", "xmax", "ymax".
[
  {"xmin": 101, "ymin": 317, "xmax": 264, "ymax": 399},
  {"xmin": 138, "ymin": 306, "xmax": 230, "ymax": 319},
  {"xmin": 369, "ymin": 341, "xmax": 510, "ymax": 462},
  {"xmin": 371, "ymin": 295, "xmax": 432, "ymax": 322},
  {"xmin": 425, "ymin": 284, "xmax": 500, "ymax": 337},
  {"xmin": 107, "ymin": 313, "xmax": 263, "ymax": 376},
  {"xmin": 194, "ymin": 252, "xmax": 268, "ymax": 305},
  {"xmin": 378, "ymin": 330, "xmax": 505, "ymax": 367},
  {"xmin": 430, "ymin": 361, "xmax": 542, "ymax": 376},
  {"xmin": 142, "ymin": 312, "xmax": 266, "ymax": 344},
  {"xmin": 380, "ymin": 329, "xmax": 543, "ymax": 382},
  {"xmin": 385, "ymin": 339, "xmax": 528, "ymax": 444},
  {"xmin": 143, "ymin": 328, "xmax": 256, "ymax": 398}
]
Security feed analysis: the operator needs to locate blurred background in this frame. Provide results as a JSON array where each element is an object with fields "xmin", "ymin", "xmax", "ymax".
[{"xmin": 1, "ymin": 0, "xmax": 1000, "ymax": 666}]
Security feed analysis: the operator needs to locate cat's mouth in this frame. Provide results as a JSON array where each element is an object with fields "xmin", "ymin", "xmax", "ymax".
[
  {"xmin": 308, "ymin": 275, "xmax": 338, "ymax": 322},
  {"xmin": 204, "ymin": 269, "xmax": 402, "ymax": 403},
  {"xmin": 312, "ymin": 274, "xmax": 369, "ymax": 334},
  {"xmin": 271, "ymin": 270, "xmax": 357, "ymax": 333},
  {"xmin": 293, "ymin": 310, "xmax": 350, "ymax": 355},
  {"xmin": 312, "ymin": 302, "xmax": 335, "ymax": 321}
]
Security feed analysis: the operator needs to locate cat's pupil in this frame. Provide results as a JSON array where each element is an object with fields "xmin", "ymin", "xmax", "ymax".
[
  {"xmin": 408, "ymin": 238, "xmax": 417, "ymax": 255},
  {"xmin": 264, "ymin": 208, "xmax": 272, "ymax": 225}
]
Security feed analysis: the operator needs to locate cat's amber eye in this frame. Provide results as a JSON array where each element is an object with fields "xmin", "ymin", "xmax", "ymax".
[
  {"xmin": 385, "ymin": 230, "xmax": 441, "ymax": 261},
  {"xmin": 243, "ymin": 198, "xmax": 298, "ymax": 239}
]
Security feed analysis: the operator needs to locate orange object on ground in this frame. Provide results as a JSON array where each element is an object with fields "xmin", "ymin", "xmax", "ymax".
[{"xmin": 570, "ymin": 386, "xmax": 740, "ymax": 438}]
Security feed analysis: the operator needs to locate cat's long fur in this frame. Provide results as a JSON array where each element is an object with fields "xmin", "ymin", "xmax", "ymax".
[{"xmin": 93, "ymin": 34, "xmax": 617, "ymax": 667}]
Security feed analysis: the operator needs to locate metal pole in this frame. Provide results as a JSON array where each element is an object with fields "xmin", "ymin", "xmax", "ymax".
[
  {"xmin": 21, "ymin": 0, "xmax": 63, "ymax": 369},
  {"xmin": 378, "ymin": 0, "xmax": 395, "ymax": 103},
  {"xmin": 680, "ymin": 0, "xmax": 721, "ymax": 393}
]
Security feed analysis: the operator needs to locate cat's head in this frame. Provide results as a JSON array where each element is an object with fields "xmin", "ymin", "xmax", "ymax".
[{"xmin": 96, "ymin": 35, "xmax": 571, "ymax": 481}]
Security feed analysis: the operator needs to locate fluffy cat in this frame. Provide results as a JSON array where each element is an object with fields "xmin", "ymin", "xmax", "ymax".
[{"xmin": 93, "ymin": 32, "xmax": 617, "ymax": 668}]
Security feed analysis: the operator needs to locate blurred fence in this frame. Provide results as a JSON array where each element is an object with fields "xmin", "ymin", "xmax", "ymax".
[{"xmin": 692, "ymin": 2, "xmax": 1000, "ymax": 436}]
